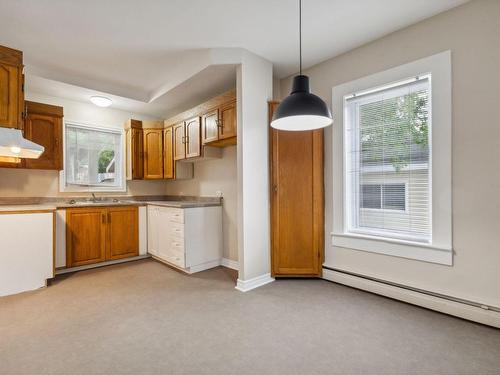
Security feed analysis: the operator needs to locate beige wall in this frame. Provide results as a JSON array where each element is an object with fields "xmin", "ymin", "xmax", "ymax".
[
  {"xmin": 0, "ymin": 92, "xmax": 169, "ymax": 198},
  {"xmin": 167, "ymin": 146, "xmax": 238, "ymax": 261},
  {"xmin": 280, "ymin": 0, "xmax": 500, "ymax": 307}
]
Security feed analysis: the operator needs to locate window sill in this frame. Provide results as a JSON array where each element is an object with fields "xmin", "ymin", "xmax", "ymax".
[{"xmin": 331, "ymin": 232, "xmax": 453, "ymax": 266}]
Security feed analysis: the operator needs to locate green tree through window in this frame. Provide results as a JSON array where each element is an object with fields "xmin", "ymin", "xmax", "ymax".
[
  {"xmin": 359, "ymin": 90, "xmax": 429, "ymax": 172},
  {"xmin": 98, "ymin": 149, "xmax": 115, "ymax": 173}
]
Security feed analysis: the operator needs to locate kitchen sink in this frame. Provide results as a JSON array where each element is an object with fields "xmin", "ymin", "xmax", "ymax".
[{"xmin": 67, "ymin": 198, "xmax": 122, "ymax": 205}]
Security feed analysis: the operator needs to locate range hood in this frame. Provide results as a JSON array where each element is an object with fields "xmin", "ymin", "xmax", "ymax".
[{"xmin": 0, "ymin": 128, "xmax": 44, "ymax": 159}]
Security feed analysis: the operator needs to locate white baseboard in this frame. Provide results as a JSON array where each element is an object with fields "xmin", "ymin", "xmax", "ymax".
[
  {"xmin": 323, "ymin": 269, "xmax": 500, "ymax": 328},
  {"xmin": 56, "ymin": 255, "xmax": 151, "ymax": 275},
  {"xmin": 235, "ymin": 273, "xmax": 274, "ymax": 292},
  {"xmin": 220, "ymin": 258, "xmax": 239, "ymax": 271},
  {"xmin": 187, "ymin": 259, "xmax": 222, "ymax": 274}
]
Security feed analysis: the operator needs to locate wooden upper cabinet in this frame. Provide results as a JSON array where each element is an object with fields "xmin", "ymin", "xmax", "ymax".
[
  {"xmin": 185, "ymin": 116, "xmax": 201, "ymax": 158},
  {"xmin": 0, "ymin": 45, "xmax": 23, "ymax": 129},
  {"xmin": 200, "ymin": 99, "xmax": 237, "ymax": 147},
  {"xmin": 130, "ymin": 128, "xmax": 144, "ymax": 179},
  {"xmin": 173, "ymin": 122, "xmax": 186, "ymax": 160},
  {"xmin": 125, "ymin": 120, "xmax": 144, "ymax": 180},
  {"xmin": 24, "ymin": 101, "xmax": 63, "ymax": 170},
  {"xmin": 202, "ymin": 109, "xmax": 219, "ymax": 144},
  {"xmin": 219, "ymin": 100, "xmax": 236, "ymax": 140},
  {"xmin": 143, "ymin": 128, "xmax": 163, "ymax": 179},
  {"xmin": 66, "ymin": 207, "xmax": 107, "ymax": 267},
  {"xmin": 107, "ymin": 206, "xmax": 139, "ymax": 261},
  {"xmin": 163, "ymin": 126, "xmax": 174, "ymax": 179}
]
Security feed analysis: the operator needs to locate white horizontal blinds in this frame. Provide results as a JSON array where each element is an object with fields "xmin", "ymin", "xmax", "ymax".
[
  {"xmin": 345, "ymin": 76, "xmax": 431, "ymax": 243},
  {"xmin": 65, "ymin": 124, "xmax": 122, "ymax": 187}
]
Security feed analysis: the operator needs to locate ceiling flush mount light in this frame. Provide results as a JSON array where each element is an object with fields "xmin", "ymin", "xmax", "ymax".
[
  {"xmin": 90, "ymin": 95, "xmax": 112, "ymax": 107},
  {"xmin": 271, "ymin": 0, "xmax": 332, "ymax": 131}
]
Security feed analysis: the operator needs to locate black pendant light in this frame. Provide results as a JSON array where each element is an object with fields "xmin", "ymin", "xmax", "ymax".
[{"xmin": 271, "ymin": 0, "xmax": 333, "ymax": 131}]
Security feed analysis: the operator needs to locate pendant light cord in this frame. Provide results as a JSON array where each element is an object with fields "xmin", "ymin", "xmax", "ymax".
[{"xmin": 299, "ymin": 0, "xmax": 302, "ymax": 75}]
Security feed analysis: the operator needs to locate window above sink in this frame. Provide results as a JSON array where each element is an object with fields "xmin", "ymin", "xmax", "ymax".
[{"xmin": 60, "ymin": 122, "xmax": 126, "ymax": 193}]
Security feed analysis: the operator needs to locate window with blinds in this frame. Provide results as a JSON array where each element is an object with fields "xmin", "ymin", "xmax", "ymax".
[
  {"xmin": 344, "ymin": 75, "xmax": 431, "ymax": 243},
  {"xmin": 64, "ymin": 123, "xmax": 124, "ymax": 190}
]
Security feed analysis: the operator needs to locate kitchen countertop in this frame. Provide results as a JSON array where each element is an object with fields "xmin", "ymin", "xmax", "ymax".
[
  {"xmin": 0, "ymin": 204, "xmax": 57, "ymax": 213},
  {"xmin": 145, "ymin": 200, "xmax": 221, "ymax": 208},
  {"xmin": 55, "ymin": 200, "xmax": 147, "ymax": 209},
  {"xmin": 0, "ymin": 197, "xmax": 222, "ymax": 211}
]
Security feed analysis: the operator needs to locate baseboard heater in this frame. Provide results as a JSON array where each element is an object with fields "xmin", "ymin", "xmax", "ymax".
[{"xmin": 322, "ymin": 266, "xmax": 500, "ymax": 327}]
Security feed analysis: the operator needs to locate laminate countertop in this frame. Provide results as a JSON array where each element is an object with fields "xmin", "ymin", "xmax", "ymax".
[
  {"xmin": 0, "ymin": 199, "xmax": 221, "ymax": 211},
  {"xmin": 0, "ymin": 204, "xmax": 57, "ymax": 213},
  {"xmin": 145, "ymin": 200, "xmax": 222, "ymax": 208}
]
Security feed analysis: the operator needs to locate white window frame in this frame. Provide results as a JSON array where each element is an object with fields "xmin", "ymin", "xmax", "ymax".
[
  {"xmin": 59, "ymin": 121, "xmax": 126, "ymax": 193},
  {"xmin": 331, "ymin": 51, "xmax": 452, "ymax": 265}
]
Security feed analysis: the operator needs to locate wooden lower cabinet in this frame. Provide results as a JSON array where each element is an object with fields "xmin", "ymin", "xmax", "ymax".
[
  {"xmin": 269, "ymin": 102, "xmax": 324, "ymax": 277},
  {"xmin": 66, "ymin": 206, "xmax": 138, "ymax": 268},
  {"xmin": 66, "ymin": 208, "xmax": 107, "ymax": 267},
  {"xmin": 107, "ymin": 206, "xmax": 139, "ymax": 261}
]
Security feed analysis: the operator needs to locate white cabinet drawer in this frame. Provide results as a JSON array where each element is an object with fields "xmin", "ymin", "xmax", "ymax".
[
  {"xmin": 169, "ymin": 222, "xmax": 184, "ymax": 239},
  {"xmin": 169, "ymin": 239, "xmax": 185, "ymax": 254},
  {"xmin": 147, "ymin": 204, "xmax": 222, "ymax": 274},
  {"xmin": 163, "ymin": 253, "xmax": 185, "ymax": 268},
  {"xmin": 168, "ymin": 208, "xmax": 184, "ymax": 223}
]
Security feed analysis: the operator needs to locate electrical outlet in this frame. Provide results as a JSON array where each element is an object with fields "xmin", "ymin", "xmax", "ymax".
[{"xmin": 216, "ymin": 190, "xmax": 223, "ymax": 197}]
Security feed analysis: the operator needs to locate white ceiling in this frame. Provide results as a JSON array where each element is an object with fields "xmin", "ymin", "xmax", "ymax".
[
  {"xmin": 0, "ymin": 0, "xmax": 468, "ymax": 116},
  {"xmin": 26, "ymin": 65, "xmax": 237, "ymax": 119}
]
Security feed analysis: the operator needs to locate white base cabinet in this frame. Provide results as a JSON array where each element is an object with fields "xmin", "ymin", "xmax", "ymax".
[
  {"xmin": 0, "ymin": 212, "xmax": 54, "ymax": 297},
  {"xmin": 147, "ymin": 205, "xmax": 222, "ymax": 273}
]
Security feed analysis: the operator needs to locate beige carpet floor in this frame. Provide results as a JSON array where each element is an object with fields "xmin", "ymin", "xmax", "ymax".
[{"xmin": 0, "ymin": 259, "xmax": 499, "ymax": 375}]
